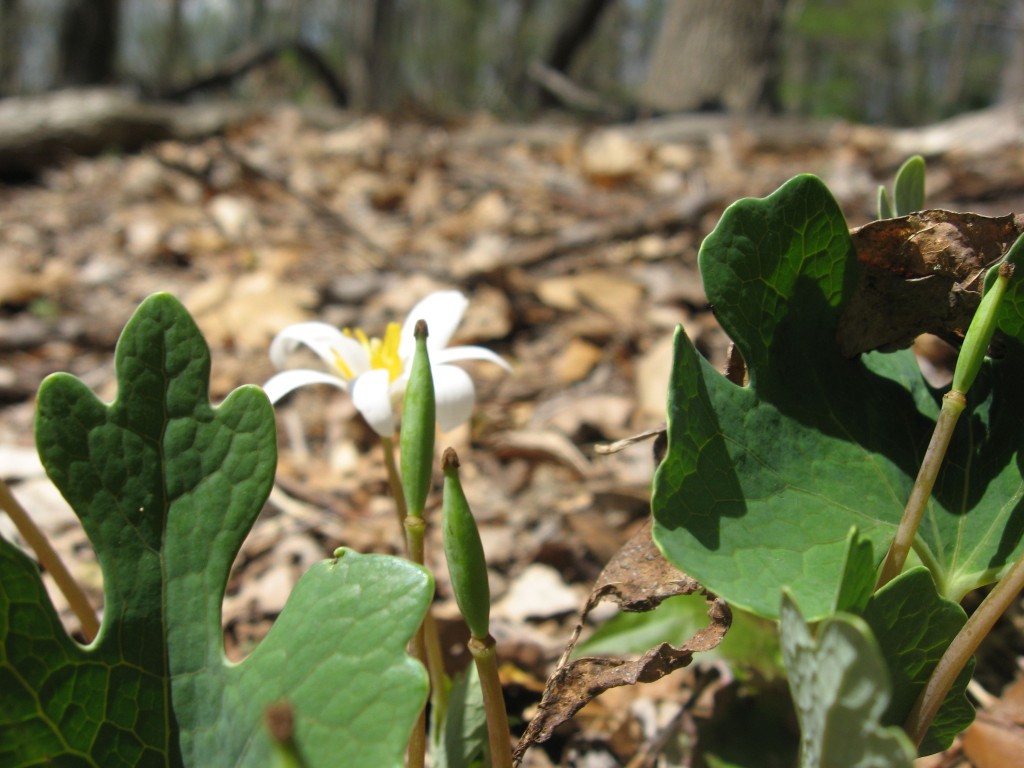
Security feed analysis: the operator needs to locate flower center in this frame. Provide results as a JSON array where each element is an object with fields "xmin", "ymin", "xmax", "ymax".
[{"xmin": 333, "ymin": 322, "xmax": 404, "ymax": 382}]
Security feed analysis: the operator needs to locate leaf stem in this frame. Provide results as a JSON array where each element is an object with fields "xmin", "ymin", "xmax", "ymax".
[
  {"xmin": 406, "ymin": 700, "xmax": 427, "ymax": 768},
  {"xmin": 877, "ymin": 391, "xmax": 965, "ymax": 588},
  {"xmin": 469, "ymin": 634, "xmax": 513, "ymax": 768},
  {"xmin": 423, "ymin": 610, "xmax": 449, "ymax": 725},
  {"xmin": 905, "ymin": 552, "xmax": 1024, "ymax": 746},
  {"xmin": 403, "ymin": 511, "xmax": 453, "ymax": 768},
  {"xmin": 0, "ymin": 478, "xmax": 99, "ymax": 642},
  {"xmin": 380, "ymin": 435, "xmax": 408, "ymax": 529},
  {"xmin": 402, "ymin": 513, "xmax": 429, "ymax": 767}
]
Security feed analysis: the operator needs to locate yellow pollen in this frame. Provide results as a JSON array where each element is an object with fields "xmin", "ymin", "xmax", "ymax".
[{"xmin": 335, "ymin": 322, "xmax": 404, "ymax": 382}]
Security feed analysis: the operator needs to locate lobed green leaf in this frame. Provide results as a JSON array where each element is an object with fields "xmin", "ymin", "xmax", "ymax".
[{"xmin": 1, "ymin": 293, "xmax": 432, "ymax": 767}]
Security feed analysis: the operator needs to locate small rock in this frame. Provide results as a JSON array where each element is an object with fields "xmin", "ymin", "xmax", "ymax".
[
  {"xmin": 496, "ymin": 563, "xmax": 581, "ymax": 622},
  {"xmin": 208, "ymin": 195, "xmax": 258, "ymax": 241},
  {"xmin": 580, "ymin": 130, "xmax": 646, "ymax": 182}
]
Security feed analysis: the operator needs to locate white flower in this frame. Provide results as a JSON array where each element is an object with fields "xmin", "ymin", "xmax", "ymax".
[{"xmin": 264, "ymin": 290, "xmax": 510, "ymax": 437}]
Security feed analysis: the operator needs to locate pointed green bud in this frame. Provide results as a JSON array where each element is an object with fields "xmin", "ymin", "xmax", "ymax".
[
  {"xmin": 892, "ymin": 154, "xmax": 925, "ymax": 216},
  {"xmin": 400, "ymin": 319, "xmax": 435, "ymax": 518},
  {"xmin": 441, "ymin": 448, "xmax": 490, "ymax": 639},
  {"xmin": 952, "ymin": 237, "xmax": 1021, "ymax": 394},
  {"xmin": 877, "ymin": 186, "xmax": 894, "ymax": 220}
]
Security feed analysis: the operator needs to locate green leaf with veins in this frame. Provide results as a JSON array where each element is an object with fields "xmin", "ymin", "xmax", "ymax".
[
  {"xmin": 652, "ymin": 174, "xmax": 1024, "ymax": 619},
  {"xmin": 780, "ymin": 590, "xmax": 915, "ymax": 768},
  {"xmin": 0, "ymin": 292, "xmax": 431, "ymax": 767},
  {"xmin": 860, "ymin": 567, "xmax": 972, "ymax": 756}
]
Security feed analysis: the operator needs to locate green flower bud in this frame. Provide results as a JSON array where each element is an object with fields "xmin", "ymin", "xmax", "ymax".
[
  {"xmin": 952, "ymin": 246, "xmax": 1020, "ymax": 394},
  {"xmin": 441, "ymin": 448, "xmax": 490, "ymax": 639},
  {"xmin": 400, "ymin": 319, "xmax": 435, "ymax": 518}
]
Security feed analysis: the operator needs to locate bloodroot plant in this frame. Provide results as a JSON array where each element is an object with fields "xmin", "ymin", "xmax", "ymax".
[{"xmin": 3, "ymin": 159, "xmax": 1023, "ymax": 767}]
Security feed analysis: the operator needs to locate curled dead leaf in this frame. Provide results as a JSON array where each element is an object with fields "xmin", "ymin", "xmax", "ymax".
[{"xmin": 513, "ymin": 518, "xmax": 730, "ymax": 765}]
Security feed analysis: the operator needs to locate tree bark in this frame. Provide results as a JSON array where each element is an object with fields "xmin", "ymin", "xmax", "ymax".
[
  {"xmin": 1001, "ymin": 0, "xmax": 1024, "ymax": 103},
  {"xmin": 1, "ymin": 0, "xmax": 21, "ymax": 95},
  {"xmin": 58, "ymin": 0, "xmax": 121, "ymax": 86},
  {"xmin": 639, "ymin": 0, "xmax": 788, "ymax": 113},
  {"xmin": 159, "ymin": 0, "xmax": 186, "ymax": 87},
  {"xmin": 500, "ymin": 0, "xmax": 538, "ymax": 97},
  {"xmin": 348, "ymin": 0, "xmax": 397, "ymax": 110},
  {"xmin": 155, "ymin": 41, "xmax": 348, "ymax": 107},
  {"xmin": 545, "ymin": 0, "xmax": 617, "ymax": 74}
]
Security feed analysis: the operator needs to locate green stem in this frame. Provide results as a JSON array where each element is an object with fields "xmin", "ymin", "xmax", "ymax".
[
  {"xmin": 402, "ymin": 513, "xmax": 428, "ymax": 766},
  {"xmin": 423, "ymin": 610, "xmax": 449, "ymax": 727},
  {"xmin": 877, "ymin": 390, "xmax": 965, "ymax": 588},
  {"xmin": 406, "ymin": 700, "xmax": 427, "ymax": 768},
  {"xmin": 905, "ymin": 553, "xmax": 1024, "ymax": 746},
  {"xmin": 380, "ymin": 435, "xmax": 408, "ymax": 530},
  {"xmin": 469, "ymin": 634, "xmax": 513, "ymax": 768},
  {"xmin": 405, "ymin": 514, "xmax": 450, "ymax": 730},
  {"xmin": 405, "ymin": 513, "xmax": 426, "ymax": 567},
  {"xmin": 0, "ymin": 478, "xmax": 99, "ymax": 642}
]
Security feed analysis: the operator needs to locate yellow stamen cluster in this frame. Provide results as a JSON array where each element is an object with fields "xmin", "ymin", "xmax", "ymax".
[{"xmin": 332, "ymin": 322, "xmax": 404, "ymax": 382}]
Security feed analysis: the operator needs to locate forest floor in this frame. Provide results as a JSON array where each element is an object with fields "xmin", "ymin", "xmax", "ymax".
[{"xmin": 3, "ymin": 102, "xmax": 1024, "ymax": 767}]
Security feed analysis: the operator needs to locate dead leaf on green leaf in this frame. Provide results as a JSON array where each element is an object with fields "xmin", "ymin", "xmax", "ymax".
[{"xmin": 838, "ymin": 210, "xmax": 1024, "ymax": 355}]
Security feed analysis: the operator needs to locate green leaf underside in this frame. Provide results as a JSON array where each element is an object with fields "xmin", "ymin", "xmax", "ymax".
[
  {"xmin": 780, "ymin": 591, "xmax": 915, "ymax": 768},
  {"xmin": 652, "ymin": 175, "xmax": 1024, "ymax": 619},
  {"xmin": 861, "ymin": 568, "xmax": 973, "ymax": 756},
  {"xmin": 434, "ymin": 663, "xmax": 488, "ymax": 768},
  {"xmin": 1, "ymin": 293, "xmax": 431, "ymax": 767}
]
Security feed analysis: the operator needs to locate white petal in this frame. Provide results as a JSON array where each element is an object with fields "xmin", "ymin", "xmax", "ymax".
[
  {"xmin": 432, "ymin": 364, "xmax": 476, "ymax": 432},
  {"xmin": 269, "ymin": 322, "xmax": 345, "ymax": 367},
  {"xmin": 433, "ymin": 345, "xmax": 512, "ymax": 371},
  {"xmin": 263, "ymin": 369, "xmax": 347, "ymax": 403},
  {"xmin": 399, "ymin": 290, "xmax": 468, "ymax": 358},
  {"xmin": 351, "ymin": 368, "xmax": 397, "ymax": 436},
  {"xmin": 269, "ymin": 322, "xmax": 370, "ymax": 376}
]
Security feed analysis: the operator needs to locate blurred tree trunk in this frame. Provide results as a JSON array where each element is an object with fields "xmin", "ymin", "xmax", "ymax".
[
  {"xmin": 250, "ymin": 0, "xmax": 267, "ymax": 40},
  {"xmin": 546, "ymin": 0, "xmax": 616, "ymax": 73},
  {"xmin": 539, "ymin": 0, "xmax": 616, "ymax": 105},
  {"xmin": 936, "ymin": 1, "xmax": 977, "ymax": 115},
  {"xmin": 159, "ymin": 0, "xmax": 186, "ymax": 87},
  {"xmin": 58, "ymin": 0, "xmax": 121, "ymax": 86},
  {"xmin": 1001, "ymin": 0, "xmax": 1024, "ymax": 103},
  {"xmin": 501, "ymin": 0, "xmax": 539, "ymax": 97},
  {"xmin": 0, "ymin": 0, "xmax": 21, "ymax": 94},
  {"xmin": 349, "ymin": 0, "xmax": 397, "ymax": 110},
  {"xmin": 639, "ymin": 0, "xmax": 788, "ymax": 113}
]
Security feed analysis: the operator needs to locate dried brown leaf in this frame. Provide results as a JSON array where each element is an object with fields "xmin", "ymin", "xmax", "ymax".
[
  {"xmin": 963, "ymin": 677, "xmax": 1024, "ymax": 768},
  {"xmin": 491, "ymin": 429, "xmax": 592, "ymax": 478},
  {"xmin": 513, "ymin": 519, "xmax": 730, "ymax": 764},
  {"xmin": 838, "ymin": 210, "xmax": 1024, "ymax": 355}
]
